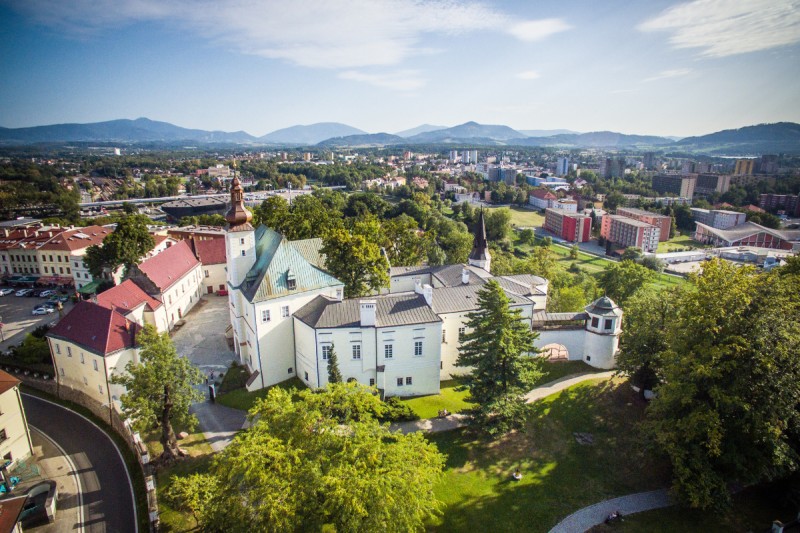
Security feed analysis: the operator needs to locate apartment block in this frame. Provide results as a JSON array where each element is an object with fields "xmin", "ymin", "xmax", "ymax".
[
  {"xmin": 694, "ymin": 173, "xmax": 732, "ymax": 195},
  {"xmin": 544, "ymin": 209, "xmax": 592, "ymax": 243},
  {"xmin": 652, "ymin": 174, "xmax": 697, "ymax": 198},
  {"xmin": 615, "ymin": 207, "xmax": 672, "ymax": 242},
  {"xmin": 600, "ymin": 215, "xmax": 660, "ymax": 253},
  {"xmin": 690, "ymin": 208, "xmax": 747, "ymax": 230},
  {"xmin": 759, "ymin": 194, "xmax": 800, "ymax": 217}
]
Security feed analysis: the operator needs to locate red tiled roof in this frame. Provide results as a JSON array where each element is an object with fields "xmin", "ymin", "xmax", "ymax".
[
  {"xmin": 531, "ymin": 189, "xmax": 557, "ymax": 200},
  {"xmin": 192, "ymin": 238, "xmax": 226, "ymax": 265},
  {"xmin": 38, "ymin": 225, "xmax": 111, "ymax": 251},
  {"xmin": 0, "ymin": 369, "xmax": 20, "ymax": 396},
  {"xmin": 96, "ymin": 279, "xmax": 163, "ymax": 312},
  {"xmin": 136, "ymin": 239, "xmax": 200, "ymax": 291},
  {"xmin": 48, "ymin": 301, "xmax": 139, "ymax": 355}
]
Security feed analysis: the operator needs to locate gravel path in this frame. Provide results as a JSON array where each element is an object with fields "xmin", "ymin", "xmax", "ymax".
[
  {"xmin": 390, "ymin": 370, "xmax": 615, "ymax": 434},
  {"xmin": 548, "ymin": 489, "xmax": 673, "ymax": 533}
]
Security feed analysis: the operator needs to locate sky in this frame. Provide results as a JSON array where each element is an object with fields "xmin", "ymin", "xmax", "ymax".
[{"xmin": 0, "ymin": 0, "xmax": 799, "ymax": 138}]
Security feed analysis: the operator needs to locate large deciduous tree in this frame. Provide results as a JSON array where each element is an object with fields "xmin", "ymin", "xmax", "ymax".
[
  {"xmin": 112, "ymin": 325, "xmax": 203, "ymax": 463},
  {"xmin": 597, "ymin": 259, "xmax": 654, "ymax": 306},
  {"xmin": 170, "ymin": 383, "xmax": 444, "ymax": 531},
  {"xmin": 646, "ymin": 259, "xmax": 800, "ymax": 510},
  {"xmin": 321, "ymin": 227, "xmax": 389, "ymax": 298},
  {"xmin": 85, "ymin": 214, "xmax": 155, "ymax": 279},
  {"xmin": 456, "ymin": 280, "xmax": 541, "ymax": 434}
]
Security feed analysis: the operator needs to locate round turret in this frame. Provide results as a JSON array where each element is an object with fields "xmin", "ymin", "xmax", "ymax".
[{"xmin": 225, "ymin": 176, "xmax": 253, "ymax": 229}]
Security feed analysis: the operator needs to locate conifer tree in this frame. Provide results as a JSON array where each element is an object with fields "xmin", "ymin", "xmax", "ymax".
[
  {"xmin": 327, "ymin": 343, "xmax": 342, "ymax": 384},
  {"xmin": 456, "ymin": 280, "xmax": 541, "ymax": 435}
]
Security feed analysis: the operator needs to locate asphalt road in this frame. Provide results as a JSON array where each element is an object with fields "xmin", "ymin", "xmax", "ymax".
[{"xmin": 22, "ymin": 394, "xmax": 138, "ymax": 533}]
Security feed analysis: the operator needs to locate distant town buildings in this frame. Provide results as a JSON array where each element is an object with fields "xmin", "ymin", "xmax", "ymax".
[
  {"xmin": 652, "ymin": 174, "xmax": 697, "ymax": 198},
  {"xmin": 690, "ymin": 208, "xmax": 747, "ymax": 230},
  {"xmin": 529, "ymin": 189, "xmax": 558, "ymax": 210},
  {"xmin": 615, "ymin": 207, "xmax": 671, "ymax": 242},
  {"xmin": 544, "ymin": 209, "xmax": 592, "ymax": 243},
  {"xmin": 733, "ymin": 159, "xmax": 755, "ymax": 175},
  {"xmin": 759, "ymin": 194, "xmax": 800, "ymax": 217},
  {"xmin": 599, "ymin": 157, "xmax": 625, "ymax": 179},
  {"xmin": 694, "ymin": 173, "xmax": 732, "ymax": 195},
  {"xmin": 694, "ymin": 222, "xmax": 800, "ymax": 251},
  {"xmin": 600, "ymin": 215, "xmax": 660, "ymax": 253},
  {"xmin": 555, "ymin": 157, "xmax": 570, "ymax": 177}
]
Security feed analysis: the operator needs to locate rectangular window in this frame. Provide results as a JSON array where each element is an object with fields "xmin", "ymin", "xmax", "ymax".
[
  {"xmin": 384, "ymin": 344, "xmax": 393, "ymax": 359},
  {"xmin": 369, "ymin": 378, "xmax": 375, "ymax": 386},
  {"xmin": 458, "ymin": 327, "xmax": 465, "ymax": 340},
  {"xmin": 604, "ymin": 319, "xmax": 613, "ymax": 330},
  {"xmin": 80, "ymin": 353, "xmax": 84, "ymax": 364},
  {"xmin": 442, "ymin": 330, "xmax": 446, "ymax": 343},
  {"xmin": 281, "ymin": 305, "xmax": 290, "ymax": 318},
  {"xmin": 59, "ymin": 368, "xmax": 64, "ymax": 377},
  {"xmin": 93, "ymin": 360, "xmax": 98, "ymax": 371},
  {"xmin": 205, "ymin": 270, "xmax": 209, "ymax": 278},
  {"xmin": 397, "ymin": 377, "xmax": 403, "ymax": 386},
  {"xmin": 55, "ymin": 344, "xmax": 61, "ymax": 355},
  {"xmin": 0, "ymin": 430, "xmax": 6, "ymax": 443},
  {"xmin": 83, "ymin": 376, "xmax": 88, "ymax": 385},
  {"xmin": 414, "ymin": 341, "xmax": 423, "ymax": 357},
  {"xmin": 591, "ymin": 317, "xmax": 599, "ymax": 328},
  {"xmin": 99, "ymin": 385, "xmax": 104, "ymax": 394},
  {"xmin": 352, "ymin": 344, "xmax": 361, "ymax": 360},
  {"xmin": 322, "ymin": 345, "xmax": 332, "ymax": 360},
  {"xmin": 240, "ymin": 238, "xmax": 245, "ymax": 245},
  {"xmin": 288, "ymin": 367, "xmax": 293, "ymax": 374},
  {"xmin": 67, "ymin": 346, "xmax": 72, "ymax": 357},
  {"xmin": 305, "ymin": 371, "xmax": 309, "ymax": 381},
  {"xmin": 261, "ymin": 309, "xmax": 271, "ymax": 323},
  {"xmin": 406, "ymin": 377, "xmax": 413, "ymax": 385},
  {"xmin": 241, "ymin": 250, "xmax": 246, "ymax": 256}
]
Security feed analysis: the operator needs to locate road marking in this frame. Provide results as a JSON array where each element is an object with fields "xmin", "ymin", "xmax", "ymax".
[
  {"xmin": 29, "ymin": 425, "xmax": 84, "ymax": 533},
  {"xmin": 22, "ymin": 393, "xmax": 139, "ymax": 533}
]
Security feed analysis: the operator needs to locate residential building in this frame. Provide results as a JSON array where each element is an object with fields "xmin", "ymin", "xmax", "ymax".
[
  {"xmin": 733, "ymin": 159, "xmax": 755, "ymax": 175},
  {"xmin": 37, "ymin": 225, "xmax": 112, "ymax": 289},
  {"xmin": 759, "ymin": 194, "xmax": 800, "ymax": 217},
  {"xmin": 694, "ymin": 222, "xmax": 799, "ymax": 250},
  {"xmin": 600, "ymin": 215, "xmax": 660, "ymax": 253},
  {"xmin": 690, "ymin": 208, "xmax": 746, "ymax": 230},
  {"xmin": 652, "ymin": 174, "xmax": 696, "ymax": 198},
  {"xmin": 529, "ymin": 189, "xmax": 558, "ymax": 210},
  {"xmin": 95, "ymin": 279, "xmax": 169, "ymax": 332},
  {"xmin": 599, "ymin": 158, "xmax": 625, "ymax": 179},
  {"xmin": 544, "ymin": 209, "xmax": 592, "ymax": 242},
  {"xmin": 642, "ymin": 152, "xmax": 656, "ymax": 170},
  {"xmin": 759, "ymin": 155, "xmax": 779, "ymax": 174},
  {"xmin": 188, "ymin": 237, "xmax": 228, "ymax": 295},
  {"xmin": 551, "ymin": 198, "xmax": 578, "ymax": 213},
  {"xmin": 556, "ymin": 157, "xmax": 569, "ymax": 177},
  {"xmin": 126, "ymin": 240, "xmax": 203, "ymax": 329},
  {"xmin": 0, "ymin": 370, "xmax": 33, "ymax": 467},
  {"xmin": 616, "ymin": 207, "xmax": 672, "ymax": 242},
  {"xmin": 729, "ymin": 174, "xmax": 776, "ymax": 187},
  {"xmin": 694, "ymin": 173, "xmax": 732, "ymax": 195},
  {"xmin": 47, "ymin": 301, "xmax": 141, "ymax": 410}
]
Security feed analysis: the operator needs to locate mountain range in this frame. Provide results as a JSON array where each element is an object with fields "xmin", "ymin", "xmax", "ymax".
[{"xmin": 1, "ymin": 118, "xmax": 798, "ymax": 154}]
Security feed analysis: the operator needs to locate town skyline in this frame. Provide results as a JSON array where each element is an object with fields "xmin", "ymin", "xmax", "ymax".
[{"xmin": 2, "ymin": 0, "xmax": 799, "ymax": 138}]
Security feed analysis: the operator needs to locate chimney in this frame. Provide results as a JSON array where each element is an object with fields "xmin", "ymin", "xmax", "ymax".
[
  {"xmin": 414, "ymin": 279, "xmax": 423, "ymax": 294},
  {"xmin": 359, "ymin": 300, "xmax": 376, "ymax": 327},
  {"xmin": 422, "ymin": 284, "xmax": 433, "ymax": 307},
  {"xmin": 461, "ymin": 268, "xmax": 469, "ymax": 285}
]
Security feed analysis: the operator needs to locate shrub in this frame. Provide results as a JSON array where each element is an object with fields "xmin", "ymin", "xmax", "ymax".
[{"xmin": 380, "ymin": 397, "xmax": 419, "ymax": 422}]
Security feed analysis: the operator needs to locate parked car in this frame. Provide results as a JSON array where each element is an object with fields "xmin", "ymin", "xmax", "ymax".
[
  {"xmin": 39, "ymin": 289, "xmax": 56, "ymax": 298},
  {"xmin": 15, "ymin": 289, "xmax": 33, "ymax": 297},
  {"xmin": 41, "ymin": 301, "xmax": 58, "ymax": 310},
  {"xmin": 48, "ymin": 295, "xmax": 69, "ymax": 303},
  {"xmin": 32, "ymin": 307, "xmax": 55, "ymax": 315},
  {"xmin": 0, "ymin": 288, "xmax": 14, "ymax": 296}
]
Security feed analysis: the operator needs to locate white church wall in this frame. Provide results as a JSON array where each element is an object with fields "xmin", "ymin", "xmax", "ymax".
[
  {"xmin": 379, "ymin": 323, "xmax": 441, "ymax": 397},
  {"xmin": 294, "ymin": 319, "xmax": 319, "ymax": 388},
  {"xmin": 582, "ymin": 331, "xmax": 619, "ymax": 369}
]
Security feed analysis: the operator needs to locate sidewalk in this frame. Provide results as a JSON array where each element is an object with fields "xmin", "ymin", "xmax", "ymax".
[
  {"xmin": 17, "ymin": 427, "xmax": 83, "ymax": 532},
  {"xmin": 548, "ymin": 489, "xmax": 673, "ymax": 533},
  {"xmin": 391, "ymin": 371, "xmax": 615, "ymax": 434},
  {"xmin": 190, "ymin": 400, "xmax": 248, "ymax": 452}
]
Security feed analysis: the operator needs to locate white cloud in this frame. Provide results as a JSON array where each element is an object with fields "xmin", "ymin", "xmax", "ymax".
[
  {"xmin": 639, "ymin": 0, "xmax": 800, "ymax": 57},
  {"xmin": 339, "ymin": 70, "xmax": 426, "ymax": 91},
  {"xmin": 643, "ymin": 68, "xmax": 691, "ymax": 82},
  {"xmin": 507, "ymin": 19, "xmax": 572, "ymax": 42},
  {"xmin": 14, "ymin": 0, "xmax": 570, "ymax": 70},
  {"xmin": 516, "ymin": 70, "xmax": 541, "ymax": 80}
]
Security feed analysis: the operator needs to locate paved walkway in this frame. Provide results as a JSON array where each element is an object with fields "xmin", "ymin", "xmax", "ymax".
[
  {"xmin": 391, "ymin": 371, "xmax": 615, "ymax": 434},
  {"xmin": 190, "ymin": 400, "xmax": 248, "ymax": 452},
  {"xmin": 548, "ymin": 489, "xmax": 673, "ymax": 533}
]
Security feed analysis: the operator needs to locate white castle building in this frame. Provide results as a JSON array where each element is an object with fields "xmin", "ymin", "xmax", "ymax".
[{"xmin": 224, "ymin": 179, "xmax": 622, "ymax": 397}]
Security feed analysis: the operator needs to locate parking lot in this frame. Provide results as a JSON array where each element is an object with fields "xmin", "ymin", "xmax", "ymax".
[{"xmin": 0, "ymin": 289, "xmax": 74, "ymax": 352}]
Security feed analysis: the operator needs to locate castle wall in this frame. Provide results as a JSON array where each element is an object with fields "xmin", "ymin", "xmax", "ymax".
[{"xmin": 534, "ymin": 329, "xmax": 586, "ymax": 362}]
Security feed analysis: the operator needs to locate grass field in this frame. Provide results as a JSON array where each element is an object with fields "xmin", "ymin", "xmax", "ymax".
[
  {"xmin": 486, "ymin": 205, "xmax": 545, "ymax": 228},
  {"xmin": 655, "ymin": 234, "xmax": 707, "ymax": 253},
  {"xmin": 216, "ymin": 376, "xmax": 305, "ymax": 411},
  {"xmin": 427, "ymin": 379, "xmax": 671, "ymax": 532}
]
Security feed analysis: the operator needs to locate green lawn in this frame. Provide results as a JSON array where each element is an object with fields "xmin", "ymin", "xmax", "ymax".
[
  {"xmin": 426, "ymin": 379, "xmax": 671, "ymax": 532},
  {"xmin": 538, "ymin": 360, "xmax": 605, "ymax": 383},
  {"xmin": 594, "ymin": 485, "xmax": 795, "ymax": 533},
  {"xmin": 399, "ymin": 379, "xmax": 473, "ymax": 419},
  {"xmin": 488, "ymin": 206, "xmax": 545, "ymax": 228},
  {"xmin": 655, "ymin": 234, "xmax": 707, "ymax": 253},
  {"xmin": 216, "ymin": 377, "xmax": 305, "ymax": 412}
]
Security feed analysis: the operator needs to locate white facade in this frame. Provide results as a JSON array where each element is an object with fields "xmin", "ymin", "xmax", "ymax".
[{"xmin": 0, "ymin": 374, "xmax": 33, "ymax": 466}]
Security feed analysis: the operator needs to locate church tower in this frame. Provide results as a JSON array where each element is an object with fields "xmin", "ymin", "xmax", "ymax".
[
  {"xmin": 468, "ymin": 208, "xmax": 491, "ymax": 273},
  {"xmin": 225, "ymin": 173, "xmax": 256, "ymax": 287}
]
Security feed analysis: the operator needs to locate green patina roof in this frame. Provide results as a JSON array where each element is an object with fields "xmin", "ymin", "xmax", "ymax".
[{"xmin": 236, "ymin": 225, "xmax": 342, "ymax": 303}]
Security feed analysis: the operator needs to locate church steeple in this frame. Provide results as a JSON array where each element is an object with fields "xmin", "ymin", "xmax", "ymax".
[
  {"xmin": 468, "ymin": 208, "xmax": 491, "ymax": 273},
  {"xmin": 225, "ymin": 165, "xmax": 253, "ymax": 231}
]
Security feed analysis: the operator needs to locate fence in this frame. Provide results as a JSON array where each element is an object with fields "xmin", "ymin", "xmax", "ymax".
[{"xmin": 11, "ymin": 370, "xmax": 160, "ymax": 532}]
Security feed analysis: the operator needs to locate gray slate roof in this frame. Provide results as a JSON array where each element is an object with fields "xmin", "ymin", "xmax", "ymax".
[
  {"xmin": 289, "ymin": 238, "xmax": 325, "ymax": 269},
  {"xmin": 237, "ymin": 226, "xmax": 342, "ymax": 303},
  {"xmin": 495, "ymin": 275, "xmax": 547, "ymax": 296},
  {"xmin": 532, "ymin": 311, "xmax": 588, "ymax": 323},
  {"xmin": 431, "ymin": 264, "xmax": 491, "ymax": 287},
  {"xmin": 431, "ymin": 284, "xmax": 531, "ymax": 315},
  {"xmin": 294, "ymin": 293, "xmax": 441, "ymax": 329}
]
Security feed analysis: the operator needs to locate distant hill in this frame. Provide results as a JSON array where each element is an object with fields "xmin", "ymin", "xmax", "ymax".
[
  {"xmin": 259, "ymin": 123, "xmax": 366, "ymax": 145},
  {"xmin": 0, "ymin": 117, "xmax": 256, "ymax": 144},
  {"xmin": 394, "ymin": 124, "xmax": 448, "ymax": 138},
  {"xmin": 512, "ymin": 131, "xmax": 674, "ymax": 148},
  {"xmin": 407, "ymin": 121, "xmax": 526, "ymax": 143},
  {"xmin": 671, "ymin": 122, "xmax": 800, "ymax": 154},
  {"xmin": 317, "ymin": 133, "xmax": 404, "ymax": 147},
  {"xmin": 518, "ymin": 129, "xmax": 580, "ymax": 137}
]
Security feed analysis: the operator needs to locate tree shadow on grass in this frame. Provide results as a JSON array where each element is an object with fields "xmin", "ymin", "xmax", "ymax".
[{"xmin": 429, "ymin": 380, "xmax": 671, "ymax": 532}]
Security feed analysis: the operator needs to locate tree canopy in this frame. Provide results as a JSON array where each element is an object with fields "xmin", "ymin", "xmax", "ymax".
[
  {"xmin": 321, "ymin": 227, "xmax": 389, "ymax": 298},
  {"xmin": 597, "ymin": 260, "xmax": 654, "ymax": 306},
  {"xmin": 85, "ymin": 214, "xmax": 155, "ymax": 279},
  {"xmin": 456, "ymin": 280, "xmax": 541, "ymax": 434},
  {"xmin": 169, "ymin": 383, "xmax": 444, "ymax": 531}
]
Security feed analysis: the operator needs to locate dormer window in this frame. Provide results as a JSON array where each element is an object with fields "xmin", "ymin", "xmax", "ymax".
[{"xmin": 286, "ymin": 270, "xmax": 296, "ymax": 291}]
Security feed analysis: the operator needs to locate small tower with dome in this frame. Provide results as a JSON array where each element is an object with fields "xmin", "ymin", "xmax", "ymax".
[
  {"xmin": 582, "ymin": 296, "xmax": 623, "ymax": 369},
  {"xmin": 225, "ymin": 172, "xmax": 256, "ymax": 287}
]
